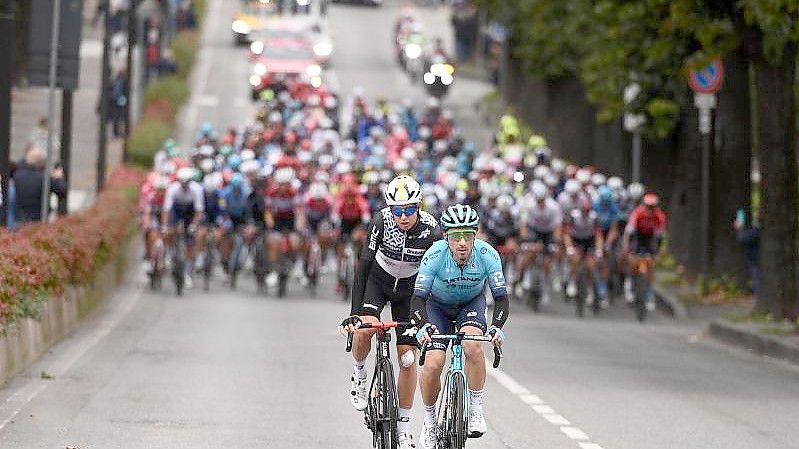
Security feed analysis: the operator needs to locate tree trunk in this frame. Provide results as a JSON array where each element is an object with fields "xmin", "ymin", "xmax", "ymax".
[
  {"xmin": 710, "ymin": 46, "xmax": 751, "ymax": 285},
  {"xmin": 753, "ymin": 43, "xmax": 799, "ymax": 320},
  {"xmin": 545, "ymin": 76, "xmax": 595, "ymax": 164}
]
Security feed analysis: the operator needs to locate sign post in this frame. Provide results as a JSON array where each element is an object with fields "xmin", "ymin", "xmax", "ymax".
[
  {"xmin": 623, "ymin": 82, "xmax": 646, "ymax": 183},
  {"xmin": 689, "ymin": 59, "xmax": 724, "ymax": 295}
]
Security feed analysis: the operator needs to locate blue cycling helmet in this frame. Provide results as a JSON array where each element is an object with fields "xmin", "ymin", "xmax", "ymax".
[
  {"xmin": 598, "ymin": 185, "xmax": 613, "ymax": 203},
  {"xmin": 228, "ymin": 154, "xmax": 242, "ymax": 171},
  {"xmin": 230, "ymin": 173, "xmax": 244, "ymax": 189},
  {"xmin": 201, "ymin": 121, "xmax": 214, "ymax": 136}
]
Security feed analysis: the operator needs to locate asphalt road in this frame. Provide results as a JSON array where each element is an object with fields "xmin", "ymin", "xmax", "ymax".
[{"xmin": 2, "ymin": 1, "xmax": 798, "ymax": 448}]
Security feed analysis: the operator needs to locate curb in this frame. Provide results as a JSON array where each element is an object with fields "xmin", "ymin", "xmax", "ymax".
[
  {"xmin": 653, "ymin": 284, "xmax": 689, "ymax": 319},
  {"xmin": 708, "ymin": 319, "xmax": 799, "ymax": 366}
]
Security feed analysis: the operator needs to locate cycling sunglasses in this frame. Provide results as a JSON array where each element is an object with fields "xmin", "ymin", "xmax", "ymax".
[
  {"xmin": 446, "ymin": 230, "xmax": 476, "ymax": 242},
  {"xmin": 391, "ymin": 205, "xmax": 419, "ymax": 217}
]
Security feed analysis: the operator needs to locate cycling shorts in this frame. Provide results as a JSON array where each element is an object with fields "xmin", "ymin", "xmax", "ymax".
[
  {"xmin": 523, "ymin": 229, "xmax": 554, "ymax": 254},
  {"xmin": 307, "ymin": 217, "xmax": 332, "ymax": 234},
  {"xmin": 169, "ymin": 208, "xmax": 194, "ymax": 228},
  {"xmin": 274, "ymin": 216, "xmax": 295, "ymax": 233},
  {"xmin": 425, "ymin": 294, "xmax": 487, "ymax": 351},
  {"xmin": 359, "ymin": 265, "xmax": 417, "ymax": 347},
  {"xmin": 630, "ymin": 233, "xmax": 660, "ymax": 256},
  {"xmin": 340, "ymin": 218, "xmax": 362, "ymax": 238},
  {"xmin": 572, "ymin": 237, "xmax": 595, "ymax": 255}
]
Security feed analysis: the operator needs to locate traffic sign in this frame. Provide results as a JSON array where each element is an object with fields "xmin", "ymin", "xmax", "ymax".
[{"xmin": 688, "ymin": 59, "xmax": 724, "ymax": 94}]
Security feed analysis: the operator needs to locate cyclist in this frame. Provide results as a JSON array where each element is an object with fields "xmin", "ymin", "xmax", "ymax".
[
  {"xmin": 141, "ymin": 175, "xmax": 170, "ymax": 273},
  {"xmin": 338, "ymin": 175, "xmax": 439, "ymax": 449},
  {"xmin": 564, "ymin": 199, "xmax": 604, "ymax": 306},
  {"xmin": 219, "ymin": 174, "xmax": 255, "ymax": 271},
  {"xmin": 620, "ymin": 182, "xmax": 644, "ymax": 300},
  {"xmin": 304, "ymin": 181, "xmax": 335, "ymax": 276},
  {"xmin": 518, "ymin": 182, "xmax": 562, "ymax": 304},
  {"xmin": 161, "ymin": 167, "xmax": 205, "ymax": 288},
  {"xmin": 593, "ymin": 185, "xmax": 620, "ymax": 301},
  {"xmin": 333, "ymin": 175, "xmax": 371, "ymax": 292},
  {"xmin": 623, "ymin": 193, "xmax": 667, "ymax": 310},
  {"xmin": 412, "ymin": 204, "xmax": 508, "ymax": 447},
  {"xmin": 265, "ymin": 167, "xmax": 305, "ymax": 278}
]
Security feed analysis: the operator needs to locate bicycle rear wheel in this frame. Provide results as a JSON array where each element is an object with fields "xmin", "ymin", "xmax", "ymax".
[
  {"xmin": 172, "ymin": 241, "xmax": 185, "ymax": 296},
  {"xmin": 376, "ymin": 360, "xmax": 399, "ymax": 449},
  {"xmin": 633, "ymin": 273, "xmax": 647, "ymax": 322}
]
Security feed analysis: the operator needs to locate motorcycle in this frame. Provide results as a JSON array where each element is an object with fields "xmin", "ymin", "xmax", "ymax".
[{"xmin": 423, "ymin": 56, "xmax": 455, "ymax": 99}]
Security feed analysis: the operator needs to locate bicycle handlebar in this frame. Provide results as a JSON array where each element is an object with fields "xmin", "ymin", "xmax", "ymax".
[
  {"xmin": 419, "ymin": 333, "xmax": 503, "ymax": 368},
  {"xmin": 344, "ymin": 321, "xmax": 412, "ymax": 353}
]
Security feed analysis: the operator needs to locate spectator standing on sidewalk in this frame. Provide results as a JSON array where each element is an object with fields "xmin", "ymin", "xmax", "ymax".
[
  {"xmin": 176, "ymin": 0, "xmax": 197, "ymax": 30},
  {"xmin": 28, "ymin": 117, "xmax": 60, "ymax": 154},
  {"xmin": 733, "ymin": 210, "xmax": 760, "ymax": 299},
  {"xmin": 13, "ymin": 146, "xmax": 67, "ymax": 225},
  {"xmin": 1, "ymin": 162, "xmax": 18, "ymax": 230},
  {"xmin": 109, "ymin": 69, "xmax": 129, "ymax": 138}
]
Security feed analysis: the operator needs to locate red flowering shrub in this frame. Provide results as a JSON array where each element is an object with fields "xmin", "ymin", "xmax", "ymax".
[{"xmin": 0, "ymin": 166, "xmax": 145, "ymax": 328}]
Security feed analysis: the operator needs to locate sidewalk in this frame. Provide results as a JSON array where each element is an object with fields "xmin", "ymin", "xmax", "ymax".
[
  {"xmin": 654, "ymin": 272, "xmax": 799, "ymax": 366},
  {"xmin": 10, "ymin": 0, "xmax": 124, "ymax": 211}
]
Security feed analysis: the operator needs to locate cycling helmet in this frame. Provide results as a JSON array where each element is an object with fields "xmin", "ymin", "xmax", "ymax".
[
  {"xmin": 534, "ymin": 146, "xmax": 552, "ymax": 161},
  {"xmin": 551, "ymin": 158, "xmax": 565, "ymax": 173},
  {"xmin": 384, "ymin": 175, "xmax": 422, "ymax": 206},
  {"xmin": 336, "ymin": 161, "xmax": 352, "ymax": 175},
  {"xmin": 240, "ymin": 149, "xmax": 256, "ymax": 161},
  {"xmin": 400, "ymin": 147, "xmax": 417, "ymax": 161},
  {"xmin": 533, "ymin": 165, "xmax": 550, "ymax": 180},
  {"xmin": 200, "ymin": 121, "xmax": 214, "ymax": 136},
  {"xmin": 177, "ymin": 167, "xmax": 195, "ymax": 183},
  {"xmin": 203, "ymin": 173, "xmax": 222, "ymax": 192},
  {"xmin": 219, "ymin": 145, "xmax": 233, "ymax": 157},
  {"xmin": 607, "ymin": 176, "xmax": 624, "ymax": 191},
  {"xmin": 240, "ymin": 159, "xmax": 260, "ymax": 175},
  {"xmin": 576, "ymin": 168, "xmax": 591, "ymax": 184},
  {"xmin": 199, "ymin": 144, "xmax": 215, "ymax": 158},
  {"xmin": 528, "ymin": 135, "xmax": 547, "ymax": 149},
  {"xmin": 598, "ymin": 185, "xmax": 613, "ymax": 202},
  {"xmin": 544, "ymin": 173, "xmax": 559, "ymax": 188},
  {"xmin": 308, "ymin": 182, "xmax": 329, "ymax": 199},
  {"xmin": 418, "ymin": 126, "xmax": 432, "ymax": 140},
  {"xmin": 433, "ymin": 140, "xmax": 449, "ymax": 154},
  {"xmin": 230, "ymin": 173, "xmax": 245, "ymax": 189},
  {"xmin": 591, "ymin": 173, "xmax": 606, "ymax": 187},
  {"xmin": 155, "ymin": 175, "xmax": 170, "ymax": 190},
  {"xmin": 199, "ymin": 158, "xmax": 214, "ymax": 174},
  {"xmin": 531, "ymin": 181, "xmax": 548, "ymax": 201},
  {"xmin": 496, "ymin": 194, "xmax": 514, "ymax": 212},
  {"xmin": 228, "ymin": 154, "xmax": 242, "ymax": 171},
  {"xmin": 274, "ymin": 167, "xmax": 295, "ymax": 184},
  {"xmin": 440, "ymin": 204, "xmax": 479, "ymax": 231},
  {"xmin": 564, "ymin": 179, "xmax": 581, "ymax": 195},
  {"xmin": 628, "ymin": 182, "xmax": 645, "ymax": 200},
  {"xmin": 393, "ymin": 158, "xmax": 410, "ymax": 173},
  {"xmin": 426, "ymin": 97, "xmax": 441, "ymax": 110},
  {"xmin": 643, "ymin": 192, "xmax": 659, "ymax": 207},
  {"xmin": 481, "ymin": 180, "xmax": 500, "ymax": 199}
]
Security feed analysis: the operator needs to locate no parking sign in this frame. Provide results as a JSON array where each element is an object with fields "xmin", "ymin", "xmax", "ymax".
[{"xmin": 689, "ymin": 59, "xmax": 724, "ymax": 94}]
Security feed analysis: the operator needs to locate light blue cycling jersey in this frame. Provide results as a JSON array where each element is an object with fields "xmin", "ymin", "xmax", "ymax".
[{"xmin": 414, "ymin": 239, "xmax": 508, "ymax": 306}]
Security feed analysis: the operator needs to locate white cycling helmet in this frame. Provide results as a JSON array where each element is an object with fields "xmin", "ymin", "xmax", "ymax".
[
  {"xmin": 607, "ymin": 176, "xmax": 624, "ymax": 191},
  {"xmin": 564, "ymin": 179, "xmax": 581, "ymax": 195},
  {"xmin": 384, "ymin": 175, "xmax": 422, "ymax": 206},
  {"xmin": 336, "ymin": 161, "xmax": 352, "ymax": 175},
  {"xmin": 544, "ymin": 173, "xmax": 559, "ymax": 188},
  {"xmin": 240, "ymin": 149, "xmax": 256, "ymax": 161},
  {"xmin": 199, "ymin": 158, "xmax": 214, "ymax": 174},
  {"xmin": 240, "ymin": 159, "xmax": 260, "ymax": 175},
  {"xmin": 576, "ymin": 168, "xmax": 591, "ymax": 184},
  {"xmin": 308, "ymin": 182, "xmax": 329, "ymax": 199},
  {"xmin": 393, "ymin": 158, "xmax": 410, "ymax": 173},
  {"xmin": 591, "ymin": 173, "xmax": 606, "ymax": 187},
  {"xmin": 155, "ymin": 175, "xmax": 171, "ymax": 190},
  {"xmin": 627, "ymin": 182, "xmax": 645, "ymax": 200},
  {"xmin": 496, "ymin": 194, "xmax": 514, "ymax": 212},
  {"xmin": 177, "ymin": 167, "xmax": 196, "ymax": 183},
  {"xmin": 551, "ymin": 158, "xmax": 565, "ymax": 173},
  {"xmin": 203, "ymin": 173, "xmax": 222, "ymax": 192},
  {"xmin": 274, "ymin": 167, "xmax": 295, "ymax": 184},
  {"xmin": 533, "ymin": 165, "xmax": 550, "ymax": 180},
  {"xmin": 531, "ymin": 181, "xmax": 548, "ymax": 201}
]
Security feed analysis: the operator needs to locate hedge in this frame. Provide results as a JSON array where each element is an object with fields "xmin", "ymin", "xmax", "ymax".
[
  {"xmin": 0, "ymin": 167, "xmax": 145, "ymax": 330},
  {"xmin": 128, "ymin": 119, "xmax": 173, "ymax": 167}
]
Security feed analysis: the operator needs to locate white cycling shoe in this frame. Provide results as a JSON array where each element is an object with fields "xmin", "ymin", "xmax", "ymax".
[
  {"xmin": 398, "ymin": 432, "xmax": 416, "ymax": 449},
  {"xmin": 350, "ymin": 374, "xmax": 368, "ymax": 411},
  {"xmin": 566, "ymin": 280, "xmax": 578, "ymax": 298},
  {"xmin": 468, "ymin": 407, "xmax": 487, "ymax": 438},
  {"xmin": 418, "ymin": 422, "xmax": 437, "ymax": 449}
]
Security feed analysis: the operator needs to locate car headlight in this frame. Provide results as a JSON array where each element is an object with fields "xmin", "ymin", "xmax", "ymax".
[
  {"xmin": 232, "ymin": 20, "xmax": 251, "ymax": 35},
  {"xmin": 423, "ymin": 72, "xmax": 435, "ymax": 85},
  {"xmin": 313, "ymin": 42, "xmax": 333, "ymax": 57},
  {"xmin": 441, "ymin": 74, "xmax": 454, "ymax": 85},
  {"xmin": 310, "ymin": 76, "xmax": 322, "ymax": 88},
  {"xmin": 254, "ymin": 63, "xmax": 267, "ymax": 76},
  {"xmin": 249, "ymin": 75, "xmax": 262, "ymax": 87},
  {"xmin": 250, "ymin": 41, "xmax": 264, "ymax": 55}
]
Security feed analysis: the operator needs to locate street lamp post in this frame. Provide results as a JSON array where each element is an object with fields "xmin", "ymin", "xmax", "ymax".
[
  {"xmin": 0, "ymin": 8, "xmax": 14, "ymax": 227},
  {"xmin": 41, "ymin": 0, "xmax": 62, "ymax": 222}
]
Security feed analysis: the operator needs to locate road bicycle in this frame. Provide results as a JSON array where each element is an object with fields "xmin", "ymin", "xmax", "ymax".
[
  {"xmin": 168, "ymin": 226, "xmax": 189, "ymax": 296},
  {"xmin": 305, "ymin": 234, "xmax": 323, "ymax": 296},
  {"xmin": 345, "ymin": 321, "xmax": 411, "ymax": 449},
  {"xmin": 340, "ymin": 237, "xmax": 357, "ymax": 301},
  {"xmin": 631, "ymin": 254, "xmax": 654, "ymax": 322},
  {"xmin": 148, "ymin": 232, "xmax": 166, "ymax": 291},
  {"xmin": 201, "ymin": 226, "xmax": 216, "ymax": 292},
  {"xmin": 252, "ymin": 230, "xmax": 269, "ymax": 294},
  {"xmin": 419, "ymin": 332, "xmax": 502, "ymax": 449}
]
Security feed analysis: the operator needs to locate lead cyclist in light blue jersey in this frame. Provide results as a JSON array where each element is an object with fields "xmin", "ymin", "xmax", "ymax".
[{"xmin": 410, "ymin": 204, "xmax": 509, "ymax": 449}]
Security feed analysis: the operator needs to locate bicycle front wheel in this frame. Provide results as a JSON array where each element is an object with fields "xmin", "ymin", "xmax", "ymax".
[
  {"xmin": 376, "ymin": 360, "xmax": 399, "ymax": 449},
  {"xmin": 447, "ymin": 371, "xmax": 468, "ymax": 449}
]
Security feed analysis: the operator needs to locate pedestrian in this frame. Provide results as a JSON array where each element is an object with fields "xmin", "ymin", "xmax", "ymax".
[
  {"xmin": 1, "ymin": 162, "xmax": 17, "ymax": 230},
  {"xmin": 733, "ymin": 209, "xmax": 759, "ymax": 298},
  {"xmin": 109, "ymin": 69, "xmax": 129, "ymax": 138},
  {"xmin": 13, "ymin": 146, "xmax": 67, "ymax": 225},
  {"xmin": 176, "ymin": 0, "xmax": 197, "ymax": 30},
  {"xmin": 28, "ymin": 117, "xmax": 59, "ymax": 154},
  {"xmin": 146, "ymin": 21, "xmax": 161, "ymax": 82}
]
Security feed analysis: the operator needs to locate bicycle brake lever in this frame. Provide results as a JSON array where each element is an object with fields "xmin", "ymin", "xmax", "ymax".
[
  {"xmin": 493, "ymin": 345, "xmax": 502, "ymax": 368},
  {"xmin": 346, "ymin": 331, "xmax": 354, "ymax": 353},
  {"xmin": 419, "ymin": 343, "xmax": 429, "ymax": 366}
]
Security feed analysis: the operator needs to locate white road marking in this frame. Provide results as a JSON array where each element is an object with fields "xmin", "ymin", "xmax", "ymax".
[
  {"xmin": 0, "ymin": 267, "xmax": 146, "ymax": 433},
  {"xmin": 579, "ymin": 444, "xmax": 605, "ymax": 449},
  {"xmin": 543, "ymin": 414, "xmax": 571, "ymax": 425},
  {"xmin": 561, "ymin": 426, "xmax": 590, "ymax": 440},
  {"xmin": 532, "ymin": 405, "xmax": 555, "ymax": 414},
  {"xmin": 233, "ymin": 97, "xmax": 249, "ymax": 108},
  {"xmin": 196, "ymin": 95, "xmax": 220, "ymax": 107},
  {"xmin": 486, "ymin": 359, "xmax": 607, "ymax": 449},
  {"xmin": 80, "ymin": 40, "xmax": 103, "ymax": 59}
]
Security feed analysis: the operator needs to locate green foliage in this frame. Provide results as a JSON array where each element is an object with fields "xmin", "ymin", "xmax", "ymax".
[
  {"xmin": 172, "ymin": 31, "xmax": 199, "ymax": 79},
  {"xmin": 127, "ymin": 119, "xmax": 172, "ymax": 168},
  {"xmin": 741, "ymin": 0, "xmax": 799, "ymax": 63},
  {"xmin": 143, "ymin": 75, "xmax": 190, "ymax": 112}
]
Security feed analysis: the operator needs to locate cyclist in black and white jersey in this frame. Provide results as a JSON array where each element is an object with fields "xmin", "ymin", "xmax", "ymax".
[{"xmin": 338, "ymin": 175, "xmax": 440, "ymax": 449}]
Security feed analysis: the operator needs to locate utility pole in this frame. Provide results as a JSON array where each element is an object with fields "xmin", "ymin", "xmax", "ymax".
[
  {"xmin": 123, "ymin": 0, "xmax": 139, "ymax": 163},
  {"xmin": 58, "ymin": 89, "xmax": 72, "ymax": 215},
  {"xmin": 0, "ymin": 7, "xmax": 14, "ymax": 227},
  {"xmin": 97, "ymin": 0, "xmax": 111, "ymax": 193},
  {"xmin": 41, "ymin": 0, "xmax": 62, "ymax": 222}
]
